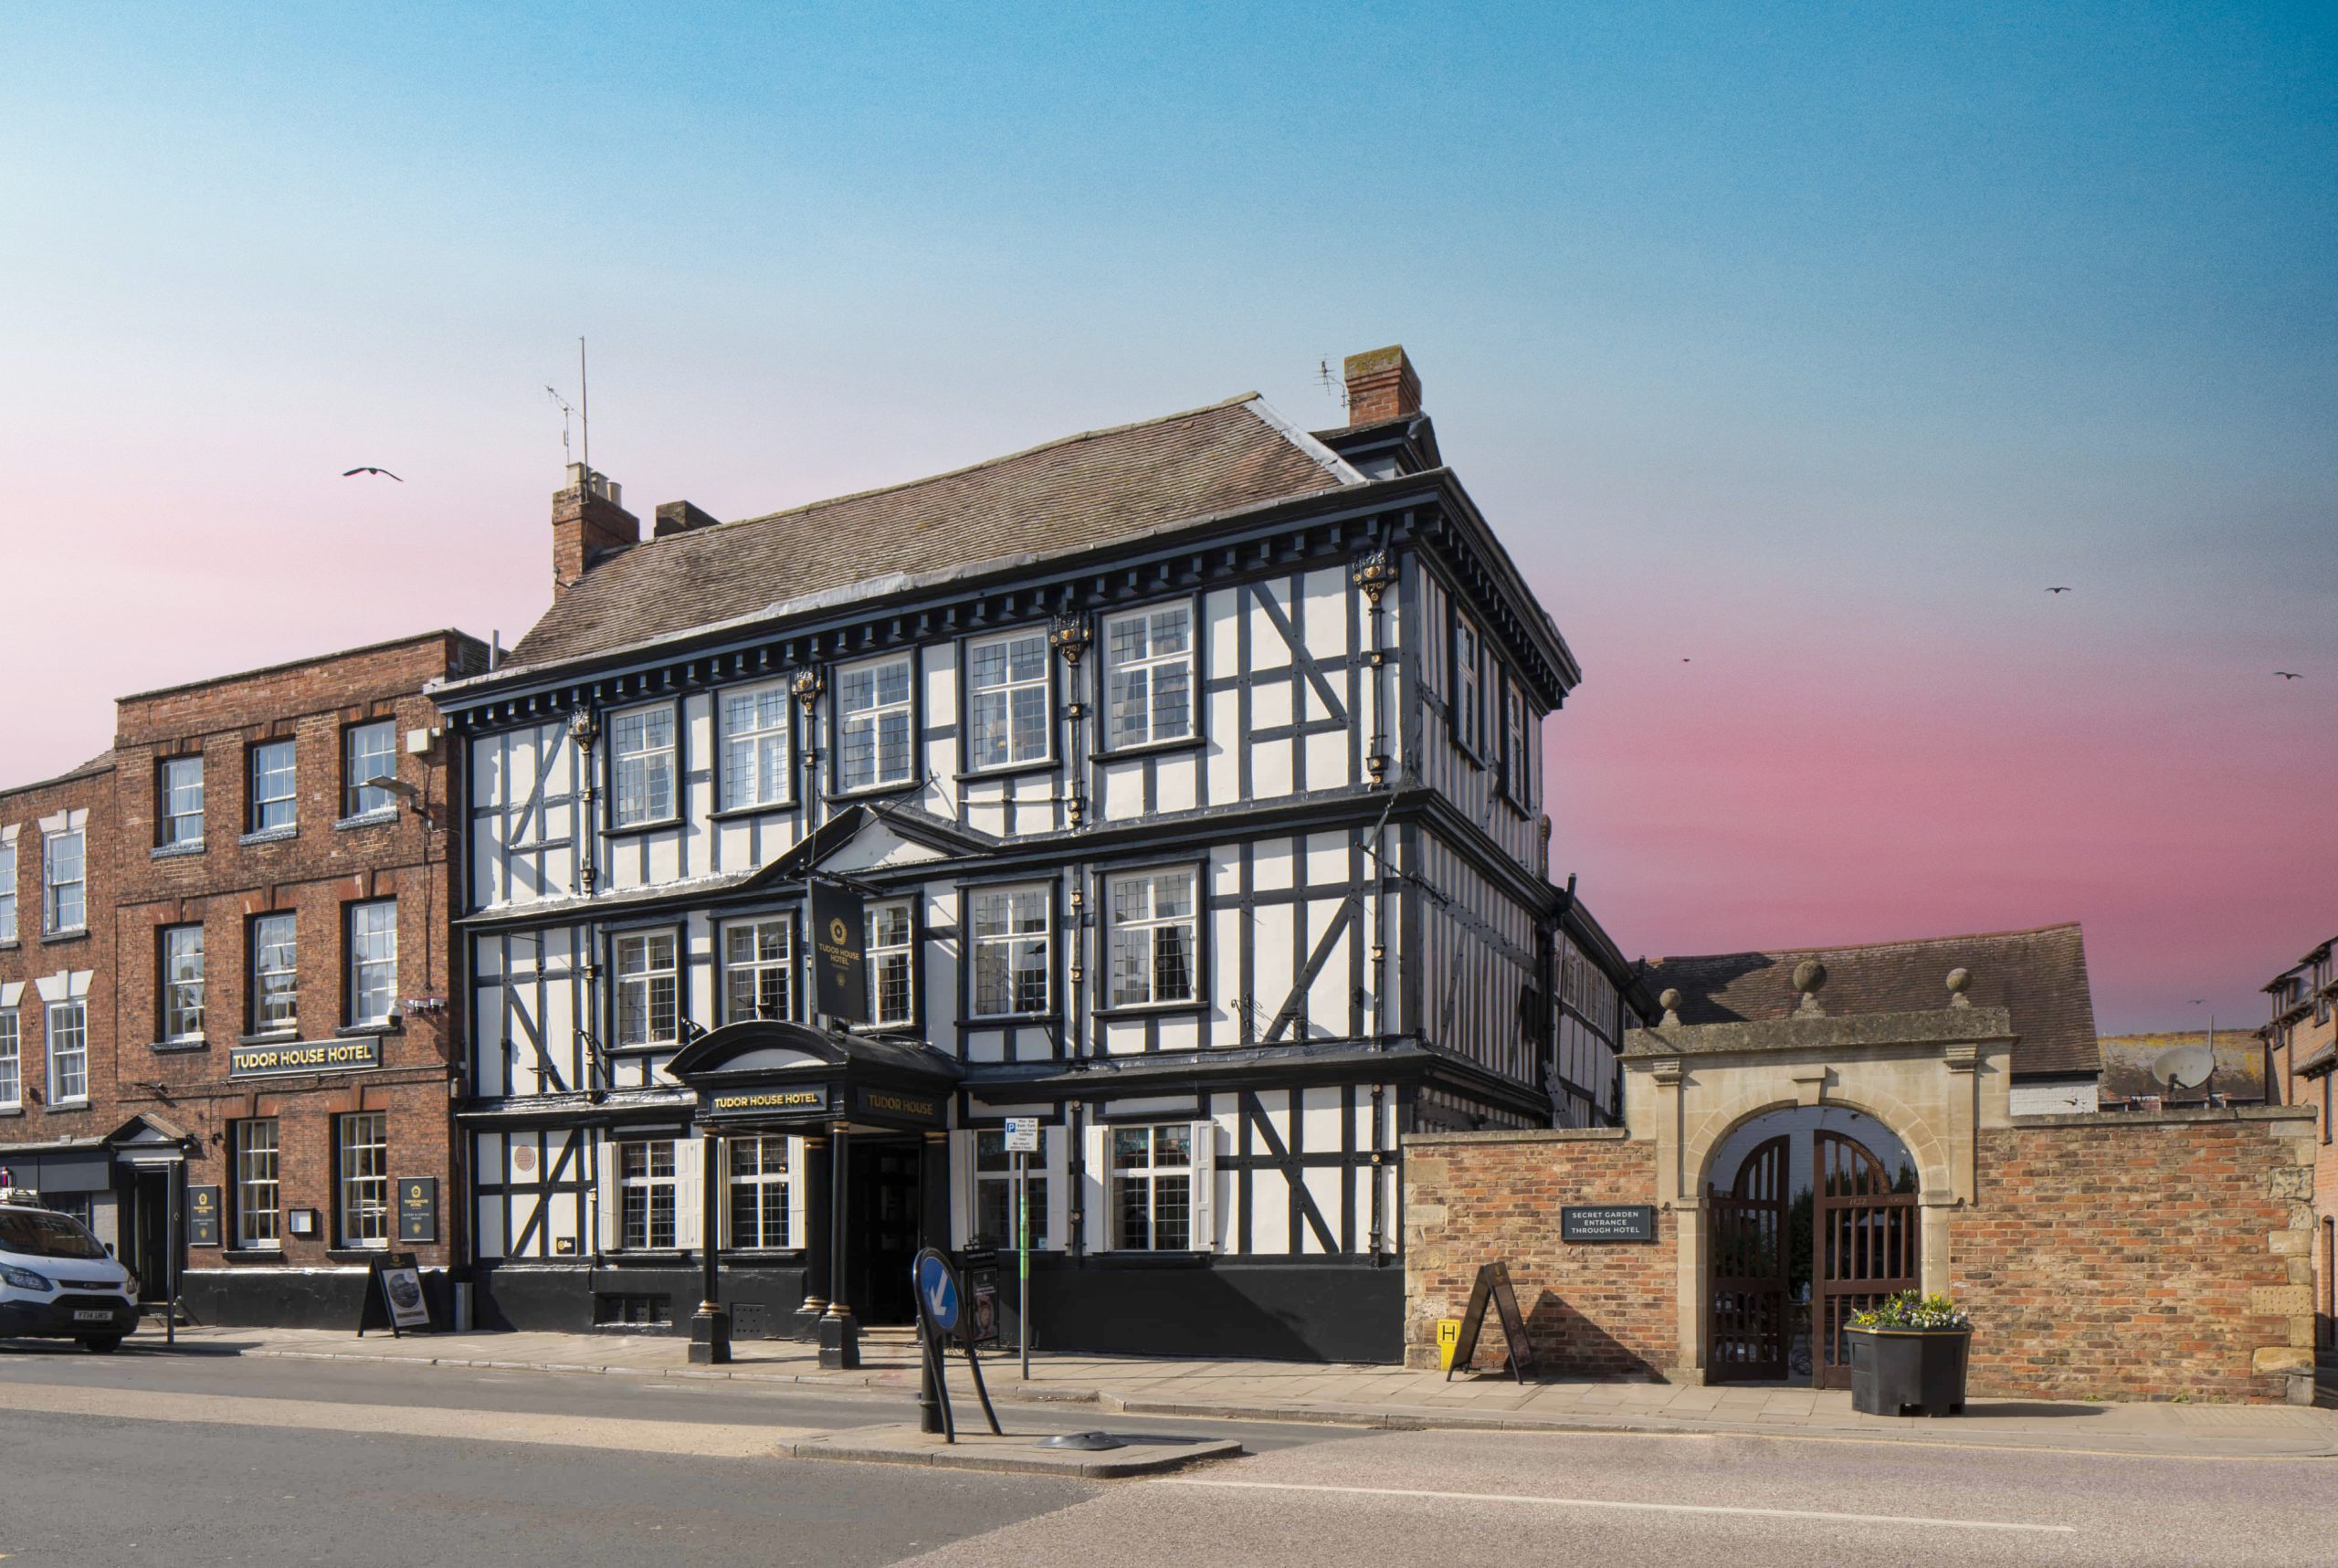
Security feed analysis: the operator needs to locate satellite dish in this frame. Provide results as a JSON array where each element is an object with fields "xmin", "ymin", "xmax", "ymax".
[{"xmin": 2154, "ymin": 1043, "xmax": 2216, "ymax": 1091}]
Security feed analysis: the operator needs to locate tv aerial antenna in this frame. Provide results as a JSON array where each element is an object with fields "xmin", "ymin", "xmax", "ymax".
[
  {"xmin": 1315, "ymin": 355, "xmax": 1348, "ymax": 411},
  {"xmin": 545, "ymin": 337, "xmax": 591, "ymax": 469}
]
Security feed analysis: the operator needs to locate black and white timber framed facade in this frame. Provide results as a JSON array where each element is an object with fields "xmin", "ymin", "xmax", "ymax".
[{"xmin": 433, "ymin": 348, "xmax": 1643, "ymax": 1362}]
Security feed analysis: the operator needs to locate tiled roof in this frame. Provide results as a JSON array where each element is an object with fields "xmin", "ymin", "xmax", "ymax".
[
  {"xmin": 1637, "ymin": 922, "xmax": 2101, "ymax": 1077},
  {"xmin": 511, "ymin": 395, "xmax": 1356, "ymax": 669},
  {"xmin": 0, "ymin": 750, "xmax": 115, "ymax": 801}
]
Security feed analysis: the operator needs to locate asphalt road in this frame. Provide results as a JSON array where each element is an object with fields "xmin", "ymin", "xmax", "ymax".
[{"xmin": 2, "ymin": 1342, "xmax": 2333, "ymax": 1566}]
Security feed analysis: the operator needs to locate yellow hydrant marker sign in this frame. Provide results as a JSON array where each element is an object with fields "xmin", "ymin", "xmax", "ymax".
[{"xmin": 1437, "ymin": 1317, "xmax": 1461, "ymax": 1371}]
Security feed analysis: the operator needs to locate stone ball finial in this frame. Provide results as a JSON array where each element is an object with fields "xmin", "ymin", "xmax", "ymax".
[
  {"xmin": 1792, "ymin": 959, "xmax": 1827, "ymax": 994},
  {"xmin": 1659, "ymin": 987, "xmax": 1681, "ymax": 1013},
  {"xmin": 1945, "ymin": 966, "xmax": 1972, "ymax": 1008}
]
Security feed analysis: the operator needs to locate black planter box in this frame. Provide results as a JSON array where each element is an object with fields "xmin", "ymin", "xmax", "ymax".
[{"xmin": 1847, "ymin": 1327, "xmax": 1970, "ymax": 1416}]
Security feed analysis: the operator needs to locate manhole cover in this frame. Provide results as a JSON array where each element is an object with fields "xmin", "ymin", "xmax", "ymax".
[{"xmin": 1035, "ymin": 1431, "xmax": 1125, "ymax": 1451}]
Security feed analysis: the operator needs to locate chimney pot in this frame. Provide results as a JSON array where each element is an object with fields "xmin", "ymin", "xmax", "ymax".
[
  {"xmin": 654, "ymin": 500, "xmax": 721, "ymax": 538},
  {"xmin": 1343, "ymin": 344, "xmax": 1422, "ymax": 425}
]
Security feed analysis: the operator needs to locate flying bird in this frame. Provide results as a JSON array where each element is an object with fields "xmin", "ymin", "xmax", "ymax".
[
  {"xmin": 2045, "ymin": 585, "xmax": 2071, "ymax": 594},
  {"xmin": 342, "ymin": 467, "xmax": 403, "ymax": 481},
  {"xmin": 2276, "ymin": 671, "xmax": 2303, "ymax": 680}
]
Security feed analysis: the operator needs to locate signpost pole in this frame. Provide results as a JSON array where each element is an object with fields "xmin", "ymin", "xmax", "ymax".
[
  {"xmin": 1016, "ymin": 1150, "xmax": 1030, "ymax": 1381},
  {"xmin": 164, "ymin": 1160, "xmax": 180, "ymax": 1348}
]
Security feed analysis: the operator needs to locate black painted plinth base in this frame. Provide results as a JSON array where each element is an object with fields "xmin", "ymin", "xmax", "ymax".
[
  {"xmin": 688, "ymin": 1307, "xmax": 732, "ymax": 1365},
  {"xmin": 817, "ymin": 1310, "xmax": 861, "ymax": 1370},
  {"xmin": 790, "ymin": 1301, "xmax": 826, "ymax": 1343}
]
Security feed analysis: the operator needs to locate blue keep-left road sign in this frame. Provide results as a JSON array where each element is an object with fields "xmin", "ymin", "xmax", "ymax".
[{"xmin": 917, "ymin": 1253, "xmax": 960, "ymax": 1332}]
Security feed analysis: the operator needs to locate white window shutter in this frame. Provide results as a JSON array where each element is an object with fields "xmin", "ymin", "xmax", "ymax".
[
  {"xmin": 1189, "ymin": 1120, "xmax": 1216, "ymax": 1253},
  {"xmin": 676, "ymin": 1136, "xmax": 703, "ymax": 1252},
  {"xmin": 951, "ymin": 1130, "xmax": 976, "ymax": 1249},
  {"xmin": 1084, "ymin": 1119, "xmax": 1110, "ymax": 1253},
  {"xmin": 1046, "ymin": 1123, "xmax": 1069, "ymax": 1254},
  {"xmin": 595, "ymin": 1138, "xmax": 620, "ymax": 1252},
  {"xmin": 713, "ymin": 1135, "xmax": 732, "ymax": 1249},
  {"xmin": 786, "ymin": 1137, "xmax": 806, "ymax": 1252}
]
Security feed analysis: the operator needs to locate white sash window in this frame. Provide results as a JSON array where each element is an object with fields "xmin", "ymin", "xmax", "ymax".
[
  {"xmin": 617, "ymin": 1139, "xmax": 678, "ymax": 1250},
  {"xmin": 968, "ymin": 630, "xmax": 1050, "ymax": 770},
  {"xmin": 343, "ymin": 721, "xmax": 398, "ymax": 818},
  {"xmin": 970, "ymin": 888, "xmax": 1050, "ymax": 1017},
  {"xmin": 161, "ymin": 923, "xmax": 205, "ymax": 1041},
  {"xmin": 837, "ymin": 655, "xmax": 914, "ymax": 792},
  {"xmin": 1107, "ymin": 868, "xmax": 1197, "ymax": 1007},
  {"xmin": 251, "ymin": 911, "xmax": 299, "ymax": 1033},
  {"xmin": 611, "ymin": 704, "xmax": 678, "ymax": 826},
  {"xmin": 0, "ymin": 1011, "xmax": 18, "ymax": 1110},
  {"xmin": 159, "ymin": 756, "xmax": 205, "ymax": 846},
  {"xmin": 720, "ymin": 681, "xmax": 792, "ymax": 810},
  {"xmin": 42, "ymin": 828, "xmax": 84, "ymax": 935},
  {"xmin": 722, "ymin": 918, "xmax": 792, "ymax": 1024},
  {"xmin": 616, "ymin": 931, "xmax": 679, "ymax": 1046},
  {"xmin": 727, "ymin": 1135, "xmax": 791, "ymax": 1249},
  {"xmin": 867, "ymin": 902, "xmax": 915, "ymax": 1026},
  {"xmin": 1103, "ymin": 604, "xmax": 1193, "ymax": 750},
  {"xmin": 235, "ymin": 1118, "xmax": 280, "ymax": 1248}
]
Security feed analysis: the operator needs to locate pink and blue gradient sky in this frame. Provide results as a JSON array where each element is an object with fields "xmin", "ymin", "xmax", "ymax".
[{"xmin": 3, "ymin": 5, "xmax": 2332, "ymax": 1031}]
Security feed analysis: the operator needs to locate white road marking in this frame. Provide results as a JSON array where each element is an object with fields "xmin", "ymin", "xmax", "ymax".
[{"xmin": 1152, "ymin": 1478, "xmax": 2078, "ymax": 1533}]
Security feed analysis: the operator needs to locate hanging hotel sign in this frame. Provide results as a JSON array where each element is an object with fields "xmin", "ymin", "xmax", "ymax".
[
  {"xmin": 228, "ymin": 1036, "xmax": 382, "ymax": 1079},
  {"xmin": 810, "ymin": 880, "xmax": 867, "ymax": 1024},
  {"xmin": 1561, "ymin": 1205, "xmax": 1657, "ymax": 1243}
]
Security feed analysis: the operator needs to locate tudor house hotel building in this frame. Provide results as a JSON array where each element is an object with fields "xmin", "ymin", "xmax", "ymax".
[
  {"xmin": 435, "ymin": 347, "xmax": 1641, "ymax": 1362},
  {"xmin": 0, "ymin": 633, "xmax": 485, "ymax": 1327}
]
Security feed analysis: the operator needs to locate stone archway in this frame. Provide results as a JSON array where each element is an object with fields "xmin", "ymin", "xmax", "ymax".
[{"xmin": 1621, "ymin": 998, "xmax": 2016, "ymax": 1385}]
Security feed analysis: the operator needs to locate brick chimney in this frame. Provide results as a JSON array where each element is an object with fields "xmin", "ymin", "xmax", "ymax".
[
  {"xmin": 1343, "ymin": 344, "xmax": 1422, "ymax": 425},
  {"xmin": 552, "ymin": 463, "xmax": 638, "ymax": 595},
  {"xmin": 653, "ymin": 500, "xmax": 721, "ymax": 538}
]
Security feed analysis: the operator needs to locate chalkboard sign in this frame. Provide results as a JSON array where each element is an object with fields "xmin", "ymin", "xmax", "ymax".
[
  {"xmin": 185, "ymin": 1185, "xmax": 222, "ymax": 1247},
  {"xmin": 1443, "ymin": 1260, "xmax": 1537, "ymax": 1384},
  {"xmin": 357, "ymin": 1250, "xmax": 431, "ymax": 1337},
  {"xmin": 1562, "ymin": 1205, "xmax": 1657, "ymax": 1243},
  {"xmin": 396, "ymin": 1177, "xmax": 438, "ymax": 1244}
]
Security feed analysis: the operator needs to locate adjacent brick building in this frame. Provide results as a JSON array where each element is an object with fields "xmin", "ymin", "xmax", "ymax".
[
  {"xmin": 2259, "ymin": 934, "xmax": 2336, "ymax": 1358},
  {"xmin": 0, "ymin": 631, "xmax": 486, "ymax": 1328},
  {"xmin": 0, "ymin": 755, "xmax": 121, "ymax": 1235}
]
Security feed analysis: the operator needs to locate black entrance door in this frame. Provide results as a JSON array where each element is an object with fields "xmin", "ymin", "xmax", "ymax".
[
  {"xmin": 845, "ymin": 1138, "xmax": 922, "ymax": 1325},
  {"xmin": 127, "ymin": 1170, "xmax": 173, "ymax": 1303},
  {"xmin": 1708, "ymin": 1134, "xmax": 1790, "ymax": 1382},
  {"xmin": 1813, "ymin": 1131, "xmax": 1918, "ymax": 1388}
]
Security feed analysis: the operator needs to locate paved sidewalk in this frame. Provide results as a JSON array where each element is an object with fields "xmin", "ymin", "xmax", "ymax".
[{"xmin": 144, "ymin": 1322, "xmax": 2338, "ymax": 1459}]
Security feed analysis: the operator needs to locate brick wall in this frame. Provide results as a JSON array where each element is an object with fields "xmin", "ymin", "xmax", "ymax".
[
  {"xmin": 1403, "ymin": 1129, "xmax": 1675, "ymax": 1375},
  {"xmin": 1951, "ymin": 1109, "xmax": 2317, "ymax": 1403}
]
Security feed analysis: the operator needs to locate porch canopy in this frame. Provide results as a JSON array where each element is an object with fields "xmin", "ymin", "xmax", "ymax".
[{"xmin": 661, "ymin": 1019, "xmax": 961, "ymax": 1133}]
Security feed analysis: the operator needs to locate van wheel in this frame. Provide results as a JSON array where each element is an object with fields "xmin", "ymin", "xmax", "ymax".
[{"xmin": 78, "ymin": 1335, "xmax": 121, "ymax": 1353}]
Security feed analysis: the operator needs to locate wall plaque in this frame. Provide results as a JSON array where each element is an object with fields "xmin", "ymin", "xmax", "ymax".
[
  {"xmin": 1561, "ymin": 1204, "xmax": 1657, "ymax": 1243},
  {"xmin": 396, "ymin": 1177, "xmax": 438, "ymax": 1244},
  {"xmin": 186, "ymin": 1184, "xmax": 222, "ymax": 1247}
]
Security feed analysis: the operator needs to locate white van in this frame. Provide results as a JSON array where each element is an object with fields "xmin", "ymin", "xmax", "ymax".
[{"xmin": 0, "ymin": 1197, "xmax": 139, "ymax": 1352}]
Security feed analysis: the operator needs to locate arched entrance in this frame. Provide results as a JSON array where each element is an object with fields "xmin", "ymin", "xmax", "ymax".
[{"xmin": 1706, "ymin": 1109, "xmax": 1919, "ymax": 1386}]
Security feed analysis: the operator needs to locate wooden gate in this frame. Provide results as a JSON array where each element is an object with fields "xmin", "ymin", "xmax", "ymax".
[
  {"xmin": 1707, "ymin": 1134, "xmax": 1789, "ymax": 1382},
  {"xmin": 1813, "ymin": 1130, "xmax": 1918, "ymax": 1388}
]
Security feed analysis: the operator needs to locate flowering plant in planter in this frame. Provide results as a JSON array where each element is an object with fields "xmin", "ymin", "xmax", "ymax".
[{"xmin": 1848, "ymin": 1290, "xmax": 1971, "ymax": 1331}]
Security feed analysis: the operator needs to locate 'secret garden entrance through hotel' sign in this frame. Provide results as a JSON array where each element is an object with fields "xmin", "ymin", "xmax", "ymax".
[
  {"xmin": 228, "ymin": 1036, "xmax": 383, "ymax": 1079},
  {"xmin": 1561, "ymin": 1205, "xmax": 1657, "ymax": 1243}
]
